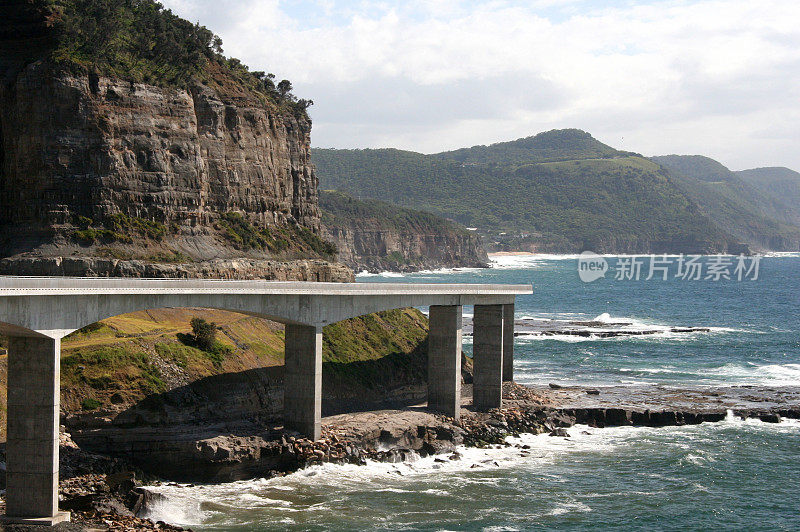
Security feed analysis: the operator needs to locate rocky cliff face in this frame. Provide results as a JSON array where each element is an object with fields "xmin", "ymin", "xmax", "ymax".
[
  {"xmin": 320, "ymin": 191, "xmax": 488, "ymax": 273},
  {"xmin": 0, "ymin": 62, "xmax": 320, "ymax": 258},
  {"xmin": 0, "ymin": 0, "xmax": 342, "ymax": 279},
  {"xmin": 326, "ymin": 224, "xmax": 488, "ymax": 273}
]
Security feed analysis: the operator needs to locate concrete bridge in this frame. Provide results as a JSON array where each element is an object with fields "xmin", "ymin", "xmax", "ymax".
[{"xmin": 0, "ymin": 277, "xmax": 531, "ymax": 524}]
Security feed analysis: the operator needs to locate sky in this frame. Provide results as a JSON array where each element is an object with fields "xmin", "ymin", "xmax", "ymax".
[{"xmin": 161, "ymin": 0, "xmax": 800, "ymax": 170}]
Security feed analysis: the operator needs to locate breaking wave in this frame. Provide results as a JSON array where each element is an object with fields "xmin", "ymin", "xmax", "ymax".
[
  {"xmin": 142, "ymin": 420, "xmax": 799, "ymax": 530},
  {"xmin": 510, "ymin": 312, "xmax": 739, "ymax": 343}
]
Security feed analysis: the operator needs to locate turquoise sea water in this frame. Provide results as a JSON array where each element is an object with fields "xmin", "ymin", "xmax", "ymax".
[{"xmin": 145, "ymin": 254, "xmax": 800, "ymax": 531}]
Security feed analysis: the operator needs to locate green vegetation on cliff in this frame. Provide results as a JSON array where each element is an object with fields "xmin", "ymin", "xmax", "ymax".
[
  {"xmin": 46, "ymin": 0, "xmax": 219, "ymax": 86},
  {"xmin": 218, "ymin": 212, "xmax": 337, "ymax": 258},
  {"xmin": 314, "ymin": 130, "xmax": 731, "ymax": 253},
  {"xmin": 321, "ymin": 190, "xmax": 473, "ymax": 235},
  {"xmin": 72, "ymin": 213, "xmax": 167, "ymax": 245},
  {"xmin": 24, "ymin": 0, "xmax": 311, "ymax": 117},
  {"xmin": 323, "ymin": 308, "xmax": 428, "ymax": 364}
]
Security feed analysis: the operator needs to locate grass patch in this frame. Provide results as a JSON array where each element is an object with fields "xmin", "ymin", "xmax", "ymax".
[
  {"xmin": 154, "ymin": 342, "xmax": 198, "ymax": 368},
  {"xmin": 322, "ymin": 308, "xmax": 428, "ymax": 364},
  {"xmin": 204, "ymin": 342, "xmax": 231, "ymax": 367},
  {"xmin": 81, "ymin": 397, "xmax": 101, "ymax": 410},
  {"xmin": 62, "ymin": 345, "xmax": 166, "ymax": 395}
]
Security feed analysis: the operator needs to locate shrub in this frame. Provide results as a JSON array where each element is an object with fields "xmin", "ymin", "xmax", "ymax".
[
  {"xmin": 218, "ymin": 212, "xmax": 270, "ymax": 250},
  {"xmin": 190, "ymin": 318, "xmax": 217, "ymax": 351}
]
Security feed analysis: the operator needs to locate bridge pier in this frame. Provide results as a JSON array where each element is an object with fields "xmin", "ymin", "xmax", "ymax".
[
  {"xmin": 427, "ymin": 305, "xmax": 463, "ymax": 419},
  {"xmin": 2, "ymin": 336, "xmax": 70, "ymax": 525},
  {"xmin": 473, "ymin": 304, "xmax": 504, "ymax": 411},
  {"xmin": 503, "ymin": 303, "xmax": 515, "ymax": 382},
  {"xmin": 284, "ymin": 323, "xmax": 323, "ymax": 440}
]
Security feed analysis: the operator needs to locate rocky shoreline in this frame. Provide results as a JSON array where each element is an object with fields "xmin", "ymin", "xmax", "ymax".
[
  {"xmin": 463, "ymin": 316, "xmax": 712, "ymax": 339},
  {"xmin": 3, "ymin": 382, "xmax": 799, "ymax": 530}
]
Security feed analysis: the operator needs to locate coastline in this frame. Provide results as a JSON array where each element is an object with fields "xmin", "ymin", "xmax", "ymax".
[
  {"xmin": 13, "ymin": 382, "xmax": 799, "ymax": 530},
  {"xmin": 487, "ymin": 251, "xmax": 540, "ymax": 256}
]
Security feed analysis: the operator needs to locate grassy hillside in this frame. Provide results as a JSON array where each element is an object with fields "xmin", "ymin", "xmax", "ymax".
[
  {"xmin": 0, "ymin": 307, "xmax": 431, "ymax": 437},
  {"xmin": 652, "ymin": 156, "xmax": 800, "ymax": 251},
  {"xmin": 314, "ymin": 130, "xmax": 732, "ymax": 253}
]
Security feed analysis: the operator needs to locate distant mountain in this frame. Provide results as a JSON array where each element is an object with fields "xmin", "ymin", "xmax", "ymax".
[
  {"xmin": 736, "ymin": 167, "xmax": 800, "ymax": 226},
  {"xmin": 436, "ymin": 129, "xmax": 630, "ymax": 165},
  {"xmin": 320, "ymin": 191, "xmax": 487, "ymax": 272},
  {"xmin": 314, "ymin": 130, "xmax": 734, "ymax": 254},
  {"xmin": 652, "ymin": 156, "xmax": 800, "ymax": 251}
]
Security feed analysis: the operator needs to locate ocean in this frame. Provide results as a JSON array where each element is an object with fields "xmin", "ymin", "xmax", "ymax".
[{"xmin": 144, "ymin": 254, "xmax": 800, "ymax": 530}]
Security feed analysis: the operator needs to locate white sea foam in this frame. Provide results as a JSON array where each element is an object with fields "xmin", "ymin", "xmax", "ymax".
[
  {"xmin": 488, "ymin": 253, "xmax": 581, "ymax": 270},
  {"xmin": 712, "ymin": 362, "xmax": 800, "ymax": 386},
  {"xmin": 511, "ymin": 312, "xmax": 739, "ymax": 344},
  {"xmin": 547, "ymin": 501, "xmax": 592, "ymax": 516},
  {"xmin": 142, "ymin": 420, "xmax": 799, "ymax": 528},
  {"xmin": 414, "ymin": 267, "xmax": 485, "ymax": 275},
  {"xmin": 517, "ymin": 362, "xmax": 800, "ymax": 386},
  {"xmin": 354, "ymin": 270, "xmax": 405, "ymax": 278},
  {"xmin": 140, "ymin": 491, "xmax": 204, "ymax": 526},
  {"xmin": 762, "ymin": 252, "xmax": 800, "ymax": 258}
]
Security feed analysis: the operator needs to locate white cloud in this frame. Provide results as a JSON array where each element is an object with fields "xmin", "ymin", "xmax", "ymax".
[{"xmin": 161, "ymin": 0, "xmax": 800, "ymax": 170}]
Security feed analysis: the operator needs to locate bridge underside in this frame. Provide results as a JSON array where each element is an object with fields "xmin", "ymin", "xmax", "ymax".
[
  {"xmin": 0, "ymin": 280, "xmax": 528, "ymax": 523},
  {"xmin": 2, "ymin": 302, "xmax": 516, "ymax": 524}
]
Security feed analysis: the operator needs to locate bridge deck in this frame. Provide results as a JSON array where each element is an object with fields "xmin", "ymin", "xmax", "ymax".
[{"xmin": 0, "ymin": 277, "xmax": 531, "ymax": 296}]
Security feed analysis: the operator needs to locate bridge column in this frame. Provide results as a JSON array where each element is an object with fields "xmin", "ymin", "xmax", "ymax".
[
  {"xmin": 473, "ymin": 304, "xmax": 504, "ymax": 411},
  {"xmin": 2, "ymin": 336, "xmax": 70, "ymax": 525},
  {"xmin": 503, "ymin": 303, "xmax": 515, "ymax": 382},
  {"xmin": 427, "ymin": 305, "xmax": 462, "ymax": 419},
  {"xmin": 284, "ymin": 323, "xmax": 322, "ymax": 440}
]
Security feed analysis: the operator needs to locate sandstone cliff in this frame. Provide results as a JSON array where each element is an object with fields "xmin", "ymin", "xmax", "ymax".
[
  {"xmin": 0, "ymin": 1, "xmax": 345, "ymax": 280},
  {"xmin": 320, "ymin": 191, "xmax": 488, "ymax": 273}
]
